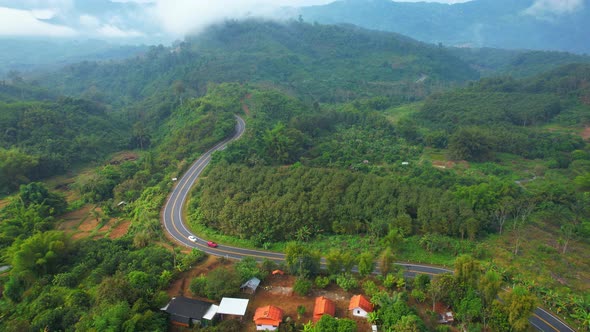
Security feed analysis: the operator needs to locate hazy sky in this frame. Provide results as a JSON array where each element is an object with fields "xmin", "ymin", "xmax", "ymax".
[{"xmin": 0, "ymin": 0, "xmax": 585, "ymax": 39}]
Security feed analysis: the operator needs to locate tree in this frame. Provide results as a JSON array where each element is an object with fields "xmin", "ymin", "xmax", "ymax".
[
  {"xmin": 413, "ymin": 274, "xmax": 430, "ymax": 292},
  {"xmin": 203, "ymin": 267, "xmax": 241, "ymax": 300},
  {"xmin": 293, "ymin": 278, "xmax": 312, "ymax": 296},
  {"xmin": 493, "ymin": 196, "xmax": 514, "ymax": 235},
  {"xmin": 262, "ymin": 122, "xmax": 305, "ymax": 163},
  {"xmin": 313, "ymin": 314, "xmax": 357, "ymax": 332},
  {"xmin": 454, "ymin": 255, "xmax": 481, "ymax": 289},
  {"xmin": 391, "ymin": 314, "xmax": 425, "ymax": 332},
  {"xmin": 0, "ymin": 148, "xmax": 39, "ymax": 192},
  {"xmin": 336, "ymin": 274, "xmax": 359, "ymax": 291},
  {"xmin": 285, "ymin": 242, "xmax": 321, "ymax": 277},
  {"xmin": 456, "ymin": 289, "xmax": 482, "ymax": 328},
  {"xmin": 235, "ymin": 257, "xmax": 266, "ymax": 282},
  {"xmin": 496, "ymin": 286, "xmax": 536, "ymax": 332},
  {"xmin": 357, "ymin": 252, "xmax": 375, "ymax": 277},
  {"xmin": 127, "ymin": 270, "xmax": 156, "ymax": 299},
  {"xmin": 392, "ymin": 213, "xmax": 413, "ymax": 237},
  {"xmin": 559, "ymin": 223, "xmax": 575, "ymax": 254},
  {"xmin": 326, "ymin": 249, "xmax": 345, "ymax": 276},
  {"xmin": 190, "ymin": 276, "xmax": 207, "ymax": 297},
  {"xmin": 478, "ymin": 269, "xmax": 502, "ymax": 330},
  {"xmin": 428, "ymin": 273, "xmax": 456, "ymax": 312},
  {"xmin": 173, "ymin": 80, "xmax": 186, "ymax": 105},
  {"xmin": 379, "ymin": 247, "xmax": 395, "ymax": 276},
  {"xmin": 9, "ymin": 231, "xmax": 71, "ymax": 279},
  {"xmin": 131, "ymin": 122, "xmax": 151, "ymax": 150},
  {"xmin": 448, "ymin": 127, "xmax": 494, "ymax": 161},
  {"xmin": 512, "ymin": 199, "xmax": 535, "ymax": 255}
]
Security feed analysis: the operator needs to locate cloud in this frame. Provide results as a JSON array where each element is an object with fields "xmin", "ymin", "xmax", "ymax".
[
  {"xmin": 524, "ymin": 0, "xmax": 585, "ymax": 17},
  {"xmin": 393, "ymin": 0, "xmax": 472, "ymax": 3},
  {"xmin": 31, "ymin": 8, "xmax": 58, "ymax": 19},
  {"xmin": 79, "ymin": 14, "xmax": 101, "ymax": 28},
  {"xmin": 97, "ymin": 24, "xmax": 144, "ymax": 38},
  {"xmin": 0, "ymin": 6, "xmax": 77, "ymax": 37},
  {"xmin": 148, "ymin": 0, "xmax": 333, "ymax": 36}
]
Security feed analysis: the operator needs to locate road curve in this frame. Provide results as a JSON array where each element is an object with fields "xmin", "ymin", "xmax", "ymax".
[{"xmin": 161, "ymin": 115, "xmax": 576, "ymax": 332}]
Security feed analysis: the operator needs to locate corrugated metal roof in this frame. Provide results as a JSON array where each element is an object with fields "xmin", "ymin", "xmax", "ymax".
[{"xmin": 218, "ymin": 298, "xmax": 249, "ymax": 316}]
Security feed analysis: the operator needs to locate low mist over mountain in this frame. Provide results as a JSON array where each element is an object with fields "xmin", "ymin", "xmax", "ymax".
[
  {"xmin": 294, "ymin": 0, "xmax": 590, "ymax": 54},
  {"xmin": 0, "ymin": 39, "xmax": 146, "ymax": 76}
]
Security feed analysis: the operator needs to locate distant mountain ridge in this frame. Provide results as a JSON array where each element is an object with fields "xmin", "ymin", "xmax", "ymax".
[
  {"xmin": 37, "ymin": 20, "xmax": 480, "ymax": 104},
  {"xmin": 0, "ymin": 39, "xmax": 147, "ymax": 76},
  {"xmin": 294, "ymin": 0, "xmax": 590, "ymax": 54}
]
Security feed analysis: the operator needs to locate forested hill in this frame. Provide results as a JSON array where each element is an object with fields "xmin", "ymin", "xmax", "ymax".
[
  {"xmin": 449, "ymin": 48, "xmax": 590, "ymax": 79},
  {"xmin": 414, "ymin": 63, "xmax": 590, "ymax": 162},
  {"xmin": 0, "ymin": 91, "xmax": 128, "ymax": 193},
  {"xmin": 36, "ymin": 20, "xmax": 479, "ymax": 105}
]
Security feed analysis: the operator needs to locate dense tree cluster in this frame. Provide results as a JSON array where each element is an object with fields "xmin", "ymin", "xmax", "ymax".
[
  {"xmin": 0, "ymin": 97, "xmax": 127, "ymax": 192},
  {"xmin": 0, "ymin": 232, "xmax": 191, "ymax": 331},
  {"xmin": 190, "ymin": 164, "xmax": 525, "ymax": 242}
]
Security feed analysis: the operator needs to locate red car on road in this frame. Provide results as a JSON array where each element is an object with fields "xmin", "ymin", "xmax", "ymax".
[{"xmin": 207, "ymin": 241, "xmax": 218, "ymax": 248}]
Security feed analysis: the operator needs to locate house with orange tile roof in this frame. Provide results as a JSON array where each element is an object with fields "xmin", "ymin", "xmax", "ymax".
[
  {"xmin": 313, "ymin": 296, "xmax": 336, "ymax": 322},
  {"xmin": 348, "ymin": 294, "xmax": 374, "ymax": 318},
  {"xmin": 253, "ymin": 305, "xmax": 284, "ymax": 331}
]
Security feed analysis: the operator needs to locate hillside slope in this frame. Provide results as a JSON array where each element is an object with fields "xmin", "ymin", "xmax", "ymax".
[{"xmin": 37, "ymin": 20, "xmax": 479, "ymax": 104}]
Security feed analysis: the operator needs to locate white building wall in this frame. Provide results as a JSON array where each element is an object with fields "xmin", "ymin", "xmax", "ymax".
[
  {"xmin": 352, "ymin": 307, "xmax": 369, "ymax": 318},
  {"xmin": 256, "ymin": 324, "xmax": 278, "ymax": 331}
]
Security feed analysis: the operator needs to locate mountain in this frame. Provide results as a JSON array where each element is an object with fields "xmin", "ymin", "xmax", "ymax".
[
  {"xmin": 35, "ymin": 20, "xmax": 480, "ymax": 105},
  {"xmin": 449, "ymin": 47, "xmax": 590, "ymax": 78},
  {"xmin": 0, "ymin": 39, "xmax": 147, "ymax": 77},
  {"xmin": 294, "ymin": 0, "xmax": 590, "ymax": 54}
]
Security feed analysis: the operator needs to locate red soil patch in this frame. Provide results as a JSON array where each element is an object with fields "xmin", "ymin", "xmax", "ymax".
[
  {"xmin": 581, "ymin": 126, "xmax": 590, "ymax": 140},
  {"xmin": 109, "ymin": 151, "xmax": 139, "ymax": 165},
  {"xmin": 0, "ymin": 199, "xmax": 9, "ymax": 209},
  {"xmin": 108, "ymin": 220, "xmax": 131, "ymax": 239},
  {"xmin": 432, "ymin": 160, "xmax": 469, "ymax": 169},
  {"xmin": 79, "ymin": 210, "xmax": 100, "ymax": 232},
  {"xmin": 58, "ymin": 204, "xmax": 93, "ymax": 231}
]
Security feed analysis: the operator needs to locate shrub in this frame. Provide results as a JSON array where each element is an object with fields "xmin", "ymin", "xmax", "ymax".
[
  {"xmin": 411, "ymin": 289, "xmax": 426, "ymax": 303},
  {"xmin": 189, "ymin": 276, "xmax": 207, "ymax": 297},
  {"xmin": 336, "ymin": 274, "xmax": 359, "ymax": 292},
  {"xmin": 315, "ymin": 276, "xmax": 330, "ymax": 289},
  {"xmin": 293, "ymin": 278, "xmax": 312, "ymax": 296},
  {"xmin": 383, "ymin": 274, "xmax": 397, "ymax": 289}
]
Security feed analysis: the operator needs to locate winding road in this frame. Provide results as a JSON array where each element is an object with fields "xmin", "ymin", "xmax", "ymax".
[{"xmin": 161, "ymin": 115, "xmax": 576, "ymax": 332}]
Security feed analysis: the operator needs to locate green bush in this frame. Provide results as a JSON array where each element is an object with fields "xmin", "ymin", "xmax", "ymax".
[
  {"xmin": 315, "ymin": 276, "xmax": 330, "ymax": 289},
  {"xmin": 336, "ymin": 274, "xmax": 359, "ymax": 292},
  {"xmin": 189, "ymin": 276, "xmax": 207, "ymax": 297},
  {"xmin": 411, "ymin": 289, "xmax": 426, "ymax": 303},
  {"xmin": 293, "ymin": 278, "xmax": 312, "ymax": 296}
]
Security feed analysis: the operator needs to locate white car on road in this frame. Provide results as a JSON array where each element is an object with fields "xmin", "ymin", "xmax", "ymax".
[{"xmin": 188, "ymin": 235, "xmax": 197, "ymax": 242}]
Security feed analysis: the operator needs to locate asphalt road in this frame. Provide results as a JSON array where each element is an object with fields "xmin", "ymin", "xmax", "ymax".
[{"xmin": 161, "ymin": 115, "xmax": 576, "ymax": 332}]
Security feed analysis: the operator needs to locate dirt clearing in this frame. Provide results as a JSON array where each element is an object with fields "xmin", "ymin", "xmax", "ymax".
[
  {"xmin": 58, "ymin": 205, "xmax": 130, "ymax": 240},
  {"xmin": 0, "ymin": 198, "xmax": 9, "ymax": 209},
  {"xmin": 166, "ymin": 255, "xmax": 227, "ymax": 298}
]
